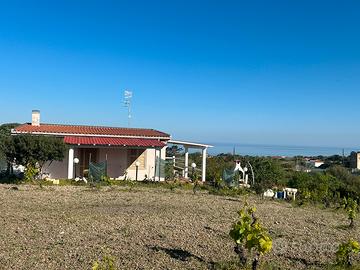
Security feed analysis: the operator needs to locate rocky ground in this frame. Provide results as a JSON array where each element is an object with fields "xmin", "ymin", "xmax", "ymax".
[{"xmin": 0, "ymin": 184, "xmax": 359, "ymax": 270}]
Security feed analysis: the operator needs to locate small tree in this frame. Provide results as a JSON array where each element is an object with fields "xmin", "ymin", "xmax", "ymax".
[
  {"xmin": 248, "ymin": 157, "xmax": 285, "ymax": 195},
  {"xmin": 336, "ymin": 239, "xmax": 360, "ymax": 266},
  {"xmin": 2, "ymin": 135, "xmax": 67, "ymax": 180},
  {"xmin": 0, "ymin": 123, "xmax": 20, "ymax": 174},
  {"xmin": 229, "ymin": 201, "xmax": 272, "ymax": 270}
]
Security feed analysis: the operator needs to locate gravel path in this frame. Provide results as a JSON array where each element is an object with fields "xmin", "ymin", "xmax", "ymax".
[{"xmin": 0, "ymin": 184, "xmax": 358, "ymax": 269}]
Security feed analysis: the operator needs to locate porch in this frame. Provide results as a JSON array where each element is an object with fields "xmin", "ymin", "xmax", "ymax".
[
  {"xmin": 46, "ymin": 136, "xmax": 167, "ymax": 181},
  {"xmin": 166, "ymin": 140, "xmax": 213, "ymax": 182}
]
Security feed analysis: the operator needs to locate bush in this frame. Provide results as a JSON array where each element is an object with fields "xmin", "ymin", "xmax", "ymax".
[
  {"xmin": 328, "ymin": 166, "xmax": 360, "ymax": 198},
  {"xmin": 203, "ymin": 154, "xmax": 285, "ymax": 194},
  {"xmin": 288, "ymin": 171, "xmax": 345, "ymax": 207}
]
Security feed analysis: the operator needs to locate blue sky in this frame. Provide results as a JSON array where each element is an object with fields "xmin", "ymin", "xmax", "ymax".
[{"xmin": 0, "ymin": 0, "xmax": 359, "ymax": 147}]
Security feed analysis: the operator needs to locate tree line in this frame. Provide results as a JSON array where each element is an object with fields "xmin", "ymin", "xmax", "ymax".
[{"xmin": 189, "ymin": 152, "xmax": 360, "ymax": 205}]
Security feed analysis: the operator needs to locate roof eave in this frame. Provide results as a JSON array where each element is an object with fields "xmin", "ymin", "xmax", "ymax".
[
  {"xmin": 11, "ymin": 130, "xmax": 171, "ymax": 141},
  {"xmin": 168, "ymin": 139, "xmax": 213, "ymax": 149}
]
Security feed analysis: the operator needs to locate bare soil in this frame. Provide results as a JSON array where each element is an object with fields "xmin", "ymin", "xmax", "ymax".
[{"xmin": 0, "ymin": 184, "xmax": 358, "ymax": 269}]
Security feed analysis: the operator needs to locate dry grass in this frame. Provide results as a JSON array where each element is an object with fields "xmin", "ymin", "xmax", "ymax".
[{"xmin": 0, "ymin": 184, "xmax": 359, "ymax": 269}]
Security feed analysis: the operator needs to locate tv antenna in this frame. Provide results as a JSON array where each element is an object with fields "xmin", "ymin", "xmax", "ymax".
[{"xmin": 124, "ymin": 90, "xmax": 132, "ymax": 127}]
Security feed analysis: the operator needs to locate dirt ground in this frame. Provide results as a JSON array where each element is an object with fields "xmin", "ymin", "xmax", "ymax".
[{"xmin": 0, "ymin": 184, "xmax": 358, "ymax": 270}]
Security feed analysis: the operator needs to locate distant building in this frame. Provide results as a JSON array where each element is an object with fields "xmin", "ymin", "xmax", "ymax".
[
  {"xmin": 310, "ymin": 159, "xmax": 325, "ymax": 168},
  {"xmin": 350, "ymin": 151, "xmax": 360, "ymax": 170},
  {"xmin": 306, "ymin": 159, "xmax": 324, "ymax": 168}
]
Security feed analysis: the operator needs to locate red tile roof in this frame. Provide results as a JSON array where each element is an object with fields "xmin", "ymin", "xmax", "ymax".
[
  {"xmin": 13, "ymin": 123, "xmax": 170, "ymax": 139},
  {"xmin": 64, "ymin": 136, "xmax": 165, "ymax": 147}
]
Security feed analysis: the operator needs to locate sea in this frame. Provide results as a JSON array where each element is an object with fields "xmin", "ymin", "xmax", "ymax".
[{"xmin": 206, "ymin": 143, "xmax": 359, "ymax": 157}]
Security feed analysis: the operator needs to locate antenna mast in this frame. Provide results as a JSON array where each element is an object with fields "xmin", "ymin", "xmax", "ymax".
[{"xmin": 124, "ymin": 90, "xmax": 132, "ymax": 127}]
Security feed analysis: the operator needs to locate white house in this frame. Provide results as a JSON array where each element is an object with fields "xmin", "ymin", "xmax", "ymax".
[
  {"xmin": 11, "ymin": 110, "xmax": 211, "ymax": 182},
  {"xmin": 309, "ymin": 159, "xmax": 324, "ymax": 168}
]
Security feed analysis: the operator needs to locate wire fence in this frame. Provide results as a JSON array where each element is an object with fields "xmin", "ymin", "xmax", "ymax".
[{"xmin": 0, "ymin": 156, "xmax": 6, "ymax": 172}]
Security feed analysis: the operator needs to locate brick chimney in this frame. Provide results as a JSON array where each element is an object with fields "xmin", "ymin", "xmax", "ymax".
[{"xmin": 31, "ymin": 110, "xmax": 40, "ymax": 126}]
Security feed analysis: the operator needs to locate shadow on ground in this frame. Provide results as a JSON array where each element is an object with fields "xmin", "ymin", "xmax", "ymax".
[{"xmin": 148, "ymin": 246, "xmax": 206, "ymax": 263}]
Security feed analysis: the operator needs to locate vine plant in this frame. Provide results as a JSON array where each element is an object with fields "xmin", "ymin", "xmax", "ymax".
[
  {"xmin": 229, "ymin": 201, "xmax": 272, "ymax": 270},
  {"xmin": 342, "ymin": 197, "xmax": 358, "ymax": 228},
  {"xmin": 192, "ymin": 170, "xmax": 200, "ymax": 194},
  {"xmin": 336, "ymin": 239, "xmax": 360, "ymax": 266},
  {"xmin": 92, "ymin": 255, "xmax": 116, "ymax": 270}
]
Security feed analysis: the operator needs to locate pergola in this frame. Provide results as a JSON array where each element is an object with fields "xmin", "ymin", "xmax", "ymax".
[{"xmin": 167, "ymin": 140, "xmax": 213, "ymax": 182}]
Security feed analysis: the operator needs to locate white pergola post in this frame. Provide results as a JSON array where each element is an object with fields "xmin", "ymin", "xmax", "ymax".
[
  {"xmin": 166, "ymin": 140, "xmax": 213, "ymax": 182},
  {"xmin": 67, "ymin": 148, "xmax": 74, "ymax": 179},
  {"xmin": 201, "ymin": 147, "xmax": 207, "ymax": 182},
  {"xmin": 184, "ymin": 147, "xmax": 189, "ymax": 178},
  {"xmin": 155, "ymin": 148, "xmax": 161, "ymax": 181}
]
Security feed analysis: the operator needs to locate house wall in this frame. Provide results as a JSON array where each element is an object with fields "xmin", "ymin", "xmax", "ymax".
[
  {"xmin": 123, "ymin": 147, "xmax": 166, "ymax": 181},
  {"xmin": 43, "ymin": 146, "xmax": 167, "ymax": 181},
  {"xmin": 43, "ymin": 152, "xmax": 70, "ymax": 179},
  {"xmin": 98, "ymin": 148, "xmax": 127, "ymax": 178},
  {"xmin": 99, "ymin": 146, "xmax": 167, "ymax": 181},
  {"xmin": 126, "ymin": 149, "xmax": 148, "ymax": 180}
]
